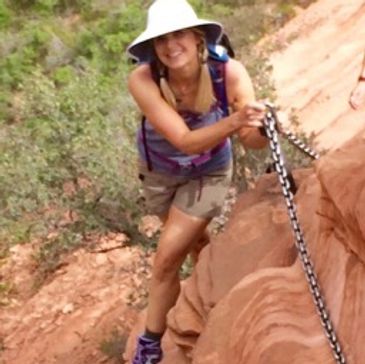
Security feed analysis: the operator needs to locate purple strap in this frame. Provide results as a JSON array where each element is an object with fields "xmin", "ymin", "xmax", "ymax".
[
  {"xmin": 141, "ymin": 116, "xmax": 153, "ymax": 171},
  {"xmin": 138, "ymin": 132, "xmax": 227, "ymax": 172}
]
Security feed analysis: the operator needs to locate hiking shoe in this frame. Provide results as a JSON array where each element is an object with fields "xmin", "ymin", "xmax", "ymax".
[{"xmin": 132, "ymin": 335, "xmax": 163, "ymax": 364}]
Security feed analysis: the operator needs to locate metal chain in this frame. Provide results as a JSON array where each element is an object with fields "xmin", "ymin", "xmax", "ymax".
[
  {"xmin": 263, "ymin": 103, "xmax": 346, "ymax": 364},
  {"xmin": 279, "ymin": 128, "xmax": 320, "ymax": 160}
]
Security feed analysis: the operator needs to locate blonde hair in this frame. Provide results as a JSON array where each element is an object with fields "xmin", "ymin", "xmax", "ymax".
[{"xmin": 157, "ymin": 29, "xmax": 215, "ymax": 113}]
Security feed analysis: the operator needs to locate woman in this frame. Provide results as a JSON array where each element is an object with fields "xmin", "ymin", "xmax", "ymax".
[{"xmin": 126, "ymin": 0, "xmax": 268, "ymax": 363}]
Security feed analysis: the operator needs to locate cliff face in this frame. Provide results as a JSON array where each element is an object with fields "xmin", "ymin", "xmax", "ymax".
[
  {"xmin": 162, "ymin": 131, "xmax": 365, "ymax": 364},
  {"xmin": 269, "ymin": 0, "xmax": 365, "ymax": 151}
]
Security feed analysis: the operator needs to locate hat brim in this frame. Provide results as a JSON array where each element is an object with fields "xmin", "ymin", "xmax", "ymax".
[{"xmin": 127, "ymin": 20, "xmax": 223, "ymax": 63}]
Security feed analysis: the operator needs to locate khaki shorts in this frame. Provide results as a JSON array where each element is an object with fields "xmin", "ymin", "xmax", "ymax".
[{"xmin": 138, "ymin": 163, "xmax": 233, "ymax": 219}]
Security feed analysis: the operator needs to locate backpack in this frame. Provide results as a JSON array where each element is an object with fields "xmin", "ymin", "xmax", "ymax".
[{"xmin": 217, "ymin": 32, "xmax": 235, "ymax": 58}]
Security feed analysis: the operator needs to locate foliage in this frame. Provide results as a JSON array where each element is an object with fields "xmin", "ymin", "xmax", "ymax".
[
  {"xmin": 0, "ymin": 66, "xmax": 143, "ymax": 274},
  {"xmin": 8, "ymin": 0, "xmax": 91, "ymax": 15},
  {"xmin": 0, "ymin": 22, "xmax": 51, "ymax": 89},
  {"xmin": 99, "ymin": 328, "xmax": 128, "ymax": 362},
  {"xmin": 0, "ymin": 0, "xmax": 12, "ymax": 29},
  {"xmin": 76, "ymin": 2, "xmax": 146, "ymax": 74}
]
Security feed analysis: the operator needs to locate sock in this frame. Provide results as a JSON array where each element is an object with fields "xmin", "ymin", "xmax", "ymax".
[{"xmin": 143, "ymin": 328, "xmax": 163, "ymax": 341}]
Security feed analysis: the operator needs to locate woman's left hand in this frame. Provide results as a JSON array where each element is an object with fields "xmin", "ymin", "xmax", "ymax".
[
  {"xmin": 238, "ymin": 101, "xmax": 266, "ymax": 128},
  {"xmin": 236, "ymin": 101, "xmax": 269, "ymax": 149}
]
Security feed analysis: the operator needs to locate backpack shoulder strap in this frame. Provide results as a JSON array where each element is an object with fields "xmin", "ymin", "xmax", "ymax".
[
  {"xmin": 207, "ymin": 49, "xmax": 230, "ymax": 117},
  {"xmin": 140, "ymin": 61, "xmax": 161, "ymax": 172},
  {"xmin": 141, "ymin": 116, "xmax": 153, "ymax": 171}
]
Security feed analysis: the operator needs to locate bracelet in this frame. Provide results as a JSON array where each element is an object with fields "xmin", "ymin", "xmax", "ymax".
[{"xmin": 359, "ymin": 76, "xmax": 365, "ymax": 82}]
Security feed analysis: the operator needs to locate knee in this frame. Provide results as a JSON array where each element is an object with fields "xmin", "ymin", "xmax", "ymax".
[{"xmin": 152, "ymin": 250, "xmax": 184, "ymax": 282}]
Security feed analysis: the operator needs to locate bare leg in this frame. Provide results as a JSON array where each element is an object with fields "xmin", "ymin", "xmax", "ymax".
[
  {"xmin": 157, "ymin": 215, "xmax": 210, "ymax": 266},
  {"xmin": 145, "ymin": 206, "xmax": 211, "ymax": 334},
  {"xmin": 189, "ymin": 228, "xmax": 210, "ymax": 265}
]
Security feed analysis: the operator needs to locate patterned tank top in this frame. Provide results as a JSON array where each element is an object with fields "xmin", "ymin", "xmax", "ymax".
[{"xmin": 137, "ymin": 58, "xmax": 232, "ymax": 177}]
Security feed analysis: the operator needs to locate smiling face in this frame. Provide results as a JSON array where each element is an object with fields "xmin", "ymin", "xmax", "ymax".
[{"xmin": 152, "ymin": 28, "xmax": 201, "ymax": 70}]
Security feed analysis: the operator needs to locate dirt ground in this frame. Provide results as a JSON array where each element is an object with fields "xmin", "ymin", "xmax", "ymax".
[{"xmin": 0, "ymin": 233, "xmax": 154, "ymax": 364}]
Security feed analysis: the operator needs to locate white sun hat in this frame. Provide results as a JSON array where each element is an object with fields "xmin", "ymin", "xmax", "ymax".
[{"xmin": 127, "ymin": 0, "xmax": 223, "ymax": 63}]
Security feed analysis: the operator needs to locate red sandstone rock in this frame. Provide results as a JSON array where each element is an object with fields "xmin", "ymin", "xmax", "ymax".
[{"xmin": 165, "ymin": 132, "xmax": 365, "ymax": 364}]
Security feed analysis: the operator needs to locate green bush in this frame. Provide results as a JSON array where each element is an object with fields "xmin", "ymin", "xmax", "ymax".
[
  {"xmin": 0, "ymin": 67, "xmax": 142, "ymax": 259},
  {"xmin": 0, "ymin": 90, "xmax": 12, "ymax": 122},
  {"xmin": 0, "ymin": 0, "xmax": 12, "ymax": 29},
  {"xmin": 8, "ymin": 0, "xmax": 91, "ymax": 15},
  {"xmin": 0, "ymin": 23, "xmax": 51, "ymax": 88},
  {"xmin": 76, "ymin": 3, "xmax": 145, "ymax": 74},
  {"xmin": 34, "ymin": 0, "xmax": 58, "ymax": 14},
  {"xmin": 53, "ymin": 65, "xmax": 75, "ymax": 85}
]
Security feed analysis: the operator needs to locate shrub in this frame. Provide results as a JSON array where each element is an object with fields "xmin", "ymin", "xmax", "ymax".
[
  {"xmin": 0, "ymin": 0, "xmax": 12, "ymax": 29},
  {"xmin": 76, "ymin": 2, "xmax": 146, "ymax": 74},
  {"xmin": 0, "ymin": 66, "xmax": 142, "ymax": 262}
]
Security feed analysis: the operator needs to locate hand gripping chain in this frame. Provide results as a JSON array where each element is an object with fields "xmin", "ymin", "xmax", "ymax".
[{"xmin": 263, "ymin": 103, "xmax": 346, "ymax": 364}]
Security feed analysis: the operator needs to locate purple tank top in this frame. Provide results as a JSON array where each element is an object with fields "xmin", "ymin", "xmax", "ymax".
[{"xmin": 137, "ymin": 60, "xmax": 232, "ymax": 177}]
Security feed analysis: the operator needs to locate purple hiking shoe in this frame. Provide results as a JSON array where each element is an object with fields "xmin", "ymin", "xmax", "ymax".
[{"xmin": 132, "ymin": 335, "xmax": 163, "ymax": 364}]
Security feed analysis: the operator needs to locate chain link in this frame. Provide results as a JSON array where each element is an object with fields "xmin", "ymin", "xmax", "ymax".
[
  {"xmin": 279, "ymin": 129, "xmax": 320, "ymax": 160},
  {"xmin": 263, "ymin": 103, "xmax": 346, "ymax": 364}
]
